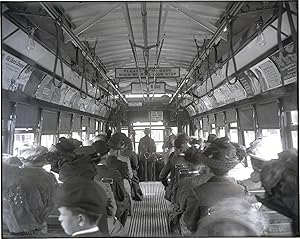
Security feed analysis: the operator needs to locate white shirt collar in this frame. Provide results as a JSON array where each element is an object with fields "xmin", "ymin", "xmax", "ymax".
[{"xmin": 72, "ymin": 226, "xmax": 99, "ymax": 237}]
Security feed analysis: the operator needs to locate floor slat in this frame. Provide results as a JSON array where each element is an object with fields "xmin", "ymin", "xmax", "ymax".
[{"xmin": 128, "ymin": 182, "xmax": 169, "ymax": 237}]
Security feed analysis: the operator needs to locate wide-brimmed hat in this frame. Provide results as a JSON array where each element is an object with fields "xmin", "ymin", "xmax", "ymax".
[
  {"xmin": 174, "ymin": 133, "xmax": 189, "ymax": 149},
  {"xmin": 18, "ymin": 145, "xmax": 49, "ymax": 166},
  {"xmin": 107, "ymin": 133, "xmax": 124, "ymax": 150},
  {"xmin": 55, "ymin": 137, "xmax": 82, "ymax": 153},
  {"xmin": 202, "ymin": 137, "xmax": 239, "ymax": 171}
]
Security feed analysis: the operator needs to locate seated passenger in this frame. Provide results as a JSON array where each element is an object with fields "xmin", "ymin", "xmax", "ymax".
[
  {"xmin": 168, "ymin": 148, "xmax": 213, "ymax": 233},
  {"xmin": 202, "ymin": 134, "xmax": 217, "ymax": 151},
  {"xmin": 55, "ymin": 178, "xmax": 108, "ymax": 237},
  {"xmin": 95, "ymin": 164, "xmax": 131, "ymax": 226},
  {"xmin": 49, "ymin": 137, "xmax": 98, "ymax": 182},
  {"xmin": 94, "ymin": 180, "xmax": 127, "ymax": 237},
  {"xmin": 255, "ymin": 148, "xmax": 298, "ymax": 236},
  {"xmin": 3, "ymin": 146, "xmax": 57, "ymax": 236},
  {"xmin": 195, "ymin": 197, "xmax": 267, "ymax": 237},
  {"xmin": 162, "ymin": 126, "xmax": 176, "ymax": 164},
  {"xmin": 93, "ymin": 134, "xmax": 109, "ymax": 157},
  {"xmin": 120, "ymin": 133, "xmax": 143, "ymax": 201},
  {"xmin": 159, "ymin": 133, "xmax": 191, "ymax": 202},
  {"xmin": 107, "ymin": 133, "xmax": 133, "ymax": 180},
  {"xmin": 181, "ymin": 137, "xmax": 249, "ymax": 233},
  {"xmin": 2, "ymin": 153, "xmax": 23, "ymax": 166},
  {"xmin": 174, "ymin": 148, "xmax": 213, "ymax": 212}
]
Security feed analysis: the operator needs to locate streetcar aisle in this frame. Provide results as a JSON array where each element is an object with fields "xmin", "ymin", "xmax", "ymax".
[{"xmin": 128, "ymin": 182, "xmax": 170, "ymax": 237}]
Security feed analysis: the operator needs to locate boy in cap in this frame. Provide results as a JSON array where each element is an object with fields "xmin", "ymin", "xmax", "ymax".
[{"xmin": 55, "ymin": 178, "xmax": 108, "ymax": 237}]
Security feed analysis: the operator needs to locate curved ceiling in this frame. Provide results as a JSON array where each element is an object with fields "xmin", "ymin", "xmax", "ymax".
[{"xmin": 2, "ymin": 1, "xmax": 297, "ymax": 117}]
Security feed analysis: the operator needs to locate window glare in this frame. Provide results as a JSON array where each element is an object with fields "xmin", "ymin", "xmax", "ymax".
[
  {"xmin": 292, "ymin": 131, "xmax": 298, "ymax": 149},
  {"xmin": 291, "ymin": 111, "xmax": 298, "ymax": 125}
]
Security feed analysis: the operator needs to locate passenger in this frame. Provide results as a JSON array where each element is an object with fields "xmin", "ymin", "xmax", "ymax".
[
  {"xmin": 181, "ymin": 137, "xmax": 249, "ymax": 233},
  {"xmin": 138, "ymin": 128, "xmax": 156, "ymax": 181},
  {"xmin": 120, "ymin": 133, "xmax": 143, "ymax": 201},
  {"xmin": 255, "ymin": 148, "xmax": 299, "ymax": 236},
  {"xmin": 189, "ymin": 138, "xmax": 202, "ymax": 150},
  {"xmin": 202, "ymin": 133, "xmax": 217, "ymax": 151},
  {"xmin": 174, "ymin": 148, "xmax": 213, "ymax": 211},
  {"xmin": 159, "ymin": 133, "xmax": 191, "ymax": 202},
  {"xmin": 2, "ymin": 153, "xmax": 23, "ymax": 166},
  {"xmin": 55, "ymin": 178, "xmax": 108, "ymax": 237},
  {"xmin": 95, "ymin": 164, "xmax": 131, "ymax": 226},
  {"xmin": 162, "ymin": 126, "xmax": 176, "ymax": 164},
  {"xmin": 195, "ymin": 197, "xmax": 267, "ymax": 236},
  {"xmin": 105, "ymin": 133, "xmax": 133, "ymax": 212},
  {"xmin": 108, "ymin": 133, "xmax": 133, "ymax": 180},
  {"xmin": 92, "ymin": 134, "xmax": 109, "ymax": 157},
  {"xmin": 168, "ymin": 147, "xmax": 213, "ymax": 233},
  {"xmin": 3, "ymin": 145, "xmax": 57, "ymax": 236},
  {"xmin": 128, "ymin": 129, "xmax": 136, "ymax": 151},
  {"xmin": 49, "ymin": 137, "xmax": 98, "ymax": 182},
  {"xmin": 94, "ymin": 180, "xmax": 127, "ymax": 237}
]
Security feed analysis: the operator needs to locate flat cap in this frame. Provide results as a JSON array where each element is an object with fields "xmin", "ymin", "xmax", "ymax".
[{"xmin": 55, "ymin": 178, "xmax": 107, "ymax": 216}]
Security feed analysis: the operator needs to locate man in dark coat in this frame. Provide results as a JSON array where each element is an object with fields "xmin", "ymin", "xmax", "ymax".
[
  {"xmin": 138, "ymin": 128, "xmax": 156, "ymax": 181},
  {"xmin": 55, "ymin": 178, "xmax": 108, "ymax": 237}
]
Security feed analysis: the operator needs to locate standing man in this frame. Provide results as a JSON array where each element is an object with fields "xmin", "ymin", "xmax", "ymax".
[
  {"xmin": 138, "ymin": 128, "xmax": 156, "ymax": 181},
  {"xmin": 162, "ymin": 127, "xmax": 176, "ymax": 164}
]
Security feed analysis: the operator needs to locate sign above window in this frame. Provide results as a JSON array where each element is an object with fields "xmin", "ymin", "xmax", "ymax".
[
  {"xmin": 131, "ymin": 82, "xmax": 165, "ymax": 94},
  {"xmin": 115, "ymin": 67, "xmax": 180, "ymax": 78},
  {"xmin": 149, "ymin": 111, "xmax": 163, "ymax": 121}
]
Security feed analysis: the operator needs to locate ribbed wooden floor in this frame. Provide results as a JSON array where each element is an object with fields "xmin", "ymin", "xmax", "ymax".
[{"xmin": 128, "ymin": 182, "xmax": 170, "ymax": 237}]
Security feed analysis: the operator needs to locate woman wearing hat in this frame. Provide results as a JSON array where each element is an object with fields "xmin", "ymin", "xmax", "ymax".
[
  {"xmin": 3, "ymin": 145, "xmax": 57, "ymax": 236},
  {"xmin": 181, "ymin": 137, "xmax": 249, "ymax": 234},
  {"xmin": 159, "ymin": 133, "xmax": 192, "ymax": 202},
  {"xmin": 106, "ymin": 133, "xmax": 134, "ymax": 214}
]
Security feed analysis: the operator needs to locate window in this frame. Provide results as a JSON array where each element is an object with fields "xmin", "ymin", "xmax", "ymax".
[
  {"xmin": 121, "ymin": 128, "xmax": 128, "ymax": 136},
  {"xmin": 59, "ymin": 134, "xmax": 69, "ymax": 138},
  {"xmin": 291, "ymin": 111, "xmax": 298, "ymax": 125},
  {"xmin": 82, "ymin": 126, "xmax": 87, "ymax": 141},
  {"xmin": 203, "ymin": 131, "xmax": 209, "ymax": 140},
  {"xmin": 13, "ymin": 131, "xmax": 35, "ymax": 155},
  {"xmin": 289, "ymin": 110, "xmax": 298, "ymax": 149},
  {"xmin": 243, "ymin": 131, "xmax": 256, "ymax": 148},
  {"xmin": 72, "ymin": 132, "xmax": 81, "ymax": 141},
  {"xmin": 261, "ymin": 129, "xmax": 282, "ymax": 159},
  {"xmin": 229, "ymin": 122, "xmax": 238, "ymax": 143},
  {"xmin": 133, "ymin": 122, "xmax": 166, "ymax": 153},
  {"xmin": 41, "ymin": 135, "xmax": 55, "ymax": 148},
  {"xmin": 219, "ymin": 127, "xmax": 226, "ymax": 137},
  {"xmin": 210, "ymin": 123, "xmax": 216, "ymax": 134},
  {"xmin": 89, "ymin": 134, "xmax": 95, "ymax": 140},
  {"xmin": 292, "ymin": 131, "xmax": 298, "ymax": 149}
]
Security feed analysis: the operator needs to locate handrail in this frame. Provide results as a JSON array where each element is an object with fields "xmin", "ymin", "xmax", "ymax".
[
  {"xmin": 169, "ymin": 1, "xmax": 245, "ymax": 104},
  {"xmin": 124, "ymin": 2, "xmax": 146, "ymax": 99},
  {"xmin": 40, "ymin": 2, "xmax": 128, "ymax": 104}
]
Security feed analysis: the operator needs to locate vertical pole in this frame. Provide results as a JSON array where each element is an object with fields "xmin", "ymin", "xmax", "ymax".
[
  {"xmin": 36, "ymin": 107, "xmax": 42, "ymax": 145},
  {"xmin": 56, "ymin": 111, "xmax": 61, "ymax": 143}
]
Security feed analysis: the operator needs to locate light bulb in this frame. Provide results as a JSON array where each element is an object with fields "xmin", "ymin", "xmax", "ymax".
[
  {"xmin": 218, "ymin": 66, "xmax": 225, "ymax": 78},
  {"xmin": 26, "ymin": 28, "xmax": 35, "ymax": 51},
  {"xmin": 256, "ymin": 31, "xmax": 266, "ymax": 47},
  {"xmin": 256, "ymin": 17, "xmax": 266, "ymax": 47}
]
